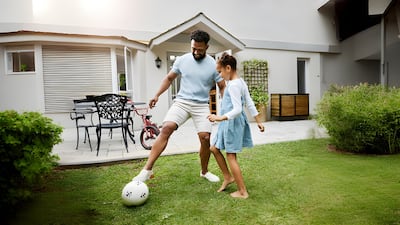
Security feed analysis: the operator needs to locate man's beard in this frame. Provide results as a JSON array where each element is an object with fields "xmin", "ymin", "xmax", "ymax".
[{"xmin": 193, "ymin": 53, "xmax": 206, "ymax": 61}]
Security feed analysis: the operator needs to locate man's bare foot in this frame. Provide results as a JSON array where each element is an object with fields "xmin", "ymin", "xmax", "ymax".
[
  {"xmin": 217, "ymin": 178, "xmax": 235, "ymax": 192},
  {"xmin": 230, "ymin": 191, "xmax": 249, "ymax": 199}
]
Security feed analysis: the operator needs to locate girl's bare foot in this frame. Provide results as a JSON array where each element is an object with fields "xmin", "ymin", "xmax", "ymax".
[
  {"xmin": 230, "ymin": 191, "xmax": 249, "ymax": 199},
  {"xmin": 217, "ymin": 178, "xmax": 235, "ymax": 192}
]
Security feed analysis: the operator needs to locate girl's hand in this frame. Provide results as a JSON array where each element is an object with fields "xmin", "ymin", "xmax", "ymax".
[
  {"xmin": 208, "ymin": 114, "xmax": 227, "ymax": 122},
  {"xmin": 258, "ymin": 123, "xmax": 265, "ymax": 132},
  {"xmin": 207, "ymin": 114, "xmax": 217, "ymax": 122}
]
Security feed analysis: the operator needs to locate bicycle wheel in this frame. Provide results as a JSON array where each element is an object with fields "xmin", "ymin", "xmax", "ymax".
[{"xmin": 140, "ymin": 125, "xmax": 160, "ymax": 150}]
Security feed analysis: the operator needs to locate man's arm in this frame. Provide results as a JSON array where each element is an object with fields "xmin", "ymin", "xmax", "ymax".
[
  {"xmin": 216, "ymin": 80, "xmax": 226, "ymax": 97},
  {"xmin": 149, "ymin": 71, "xmax": 178, "ymax": 108}
]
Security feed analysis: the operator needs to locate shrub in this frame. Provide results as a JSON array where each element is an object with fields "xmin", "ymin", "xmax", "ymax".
[
  {"xmin": 316, "ymin": 83, "xmax": 400, "ymax": 154},
  {"xmin": 0, "ymin": 111, "xmax": 63, "ymax": 213}
]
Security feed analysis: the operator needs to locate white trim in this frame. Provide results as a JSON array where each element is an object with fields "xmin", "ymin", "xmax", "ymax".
[
  {"xmin": 111, "ymin": 47, "xmax": 118, "ymax": 93},
  {"xmin": 149, "ymin": 13, "xmax": 245, "ymax": 52},
  {"xmin": 35, "ymin": 44, "xmax": 45, "ymax": 111},
  {"xmin": 0, "ymin": 33, "xmax": 147, "ymax": 51},
  {"xmin": 124, "ymin": 46, "xmax": 133, "ymax": 97},
  {"xmin": 242, "ymin": 39, "xmax": 341, "ymax": 53},
  {"xmin": 4, "ymin": 45, "xmax": 36, "ymax": 74}
]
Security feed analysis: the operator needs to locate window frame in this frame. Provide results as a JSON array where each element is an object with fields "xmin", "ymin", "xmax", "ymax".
[{"xmin": 5, "ymin": 46, "xmax": 36, "ymax": 74}]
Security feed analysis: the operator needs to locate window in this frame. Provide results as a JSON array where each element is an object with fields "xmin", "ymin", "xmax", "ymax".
[{"xmin": 6, "ymin": 49, "xmax": 35, "ymax": 73}]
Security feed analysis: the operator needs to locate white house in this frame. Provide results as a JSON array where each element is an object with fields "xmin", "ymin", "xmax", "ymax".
[{"xmin": 0, "ymin": 0, "xmax": 399, "ymax": 127}]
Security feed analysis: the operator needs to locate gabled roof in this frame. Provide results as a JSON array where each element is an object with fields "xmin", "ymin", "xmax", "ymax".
[{"xmin": 149, "ymin": 12, "xmax": 245, "ymax": 53}]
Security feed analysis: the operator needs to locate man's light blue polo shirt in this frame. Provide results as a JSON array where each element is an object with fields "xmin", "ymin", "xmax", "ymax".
[{"xmin": 172, "ymin": 53, "xmax": 222, "ymax": 104}]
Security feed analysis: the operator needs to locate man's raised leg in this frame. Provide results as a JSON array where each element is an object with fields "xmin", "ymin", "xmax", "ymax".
[{"xmin": 133, "ymin": 122, "xmax": 177, "ymax": 182}]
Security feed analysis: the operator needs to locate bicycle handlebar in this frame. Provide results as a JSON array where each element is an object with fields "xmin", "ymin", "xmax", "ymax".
[{"xmin": 133, "ymin": 107, "xmax": 149, "ymax": 116}]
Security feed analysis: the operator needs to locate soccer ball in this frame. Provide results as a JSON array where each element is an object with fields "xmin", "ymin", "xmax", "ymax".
[{"xmin": 121, "ymin": 180, "xmax": 149, "ymax": 206}]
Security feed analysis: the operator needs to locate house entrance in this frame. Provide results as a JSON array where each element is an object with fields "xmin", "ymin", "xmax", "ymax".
[
  {"xmin": 166, "ymin": 50, "xmax": 228, "ymax": 115},
  {"xmin": 167, "ymin": 52, "xmax": 184, "ymax": 106}
]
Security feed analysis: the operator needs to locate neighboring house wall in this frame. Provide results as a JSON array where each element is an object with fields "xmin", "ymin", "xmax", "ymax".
[
  {"xmin": 320, "ymin": 28, "xmax": 381, "ymax": 93},
  {"xmin": 387, "ymin": 42, "xmax": 400, "ymax": 86},
  {"xmin": 384, "ymin": 3, "xmax": 400, "ymax": 87},
  {"xmin": 320, "ymin": 19, "xmax": 400, "ymax": 94},
  {"xmin": 320, "ymin": 53, "xmax": 380, "ymax": 93}
]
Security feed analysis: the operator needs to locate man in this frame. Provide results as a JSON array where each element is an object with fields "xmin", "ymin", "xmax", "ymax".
[{"xmin": 133, "ymin": 30, "xmax": 225, "ymax": 182}]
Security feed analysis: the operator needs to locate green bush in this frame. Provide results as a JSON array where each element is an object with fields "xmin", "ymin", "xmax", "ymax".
[
  {"xmin": 316, "ymin": 83, "xmax": 400, "ymax": 154},
  {"xmin": 0, "ymin": 111, "xmax": 63, "ymax": 212}
]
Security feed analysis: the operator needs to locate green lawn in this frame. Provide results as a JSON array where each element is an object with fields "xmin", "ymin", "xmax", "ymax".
[{"xmin": 7, "ymin": 138, "xmax": 400, "ymax": 225}]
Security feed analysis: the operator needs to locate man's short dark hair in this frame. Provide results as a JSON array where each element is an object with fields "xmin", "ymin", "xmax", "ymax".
[{"xmin": 190, "ymin": 30, "xmax": 210, "ymax": 44}]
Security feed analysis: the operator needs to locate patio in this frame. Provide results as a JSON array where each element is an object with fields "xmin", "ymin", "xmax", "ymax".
[{"xmin": 52, "ymin": 119, "xmax": 329, "ymax": 167}]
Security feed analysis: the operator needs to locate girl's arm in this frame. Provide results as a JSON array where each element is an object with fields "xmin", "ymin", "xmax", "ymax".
[
  {"xmin": 208, "ymin": 83, "xmax": 242, "ymax": 122},
  {"xmin": 242, "ymin": 80, "xmax": 265, "ymax": 132}
]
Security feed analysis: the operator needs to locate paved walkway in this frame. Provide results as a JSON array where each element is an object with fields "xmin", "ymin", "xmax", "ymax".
[{"xmin": 52, "ymin": 119, "xmax": 328, "ymax": 166}]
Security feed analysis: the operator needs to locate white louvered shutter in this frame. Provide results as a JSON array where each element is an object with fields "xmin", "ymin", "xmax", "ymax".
[{"xmin": 42, "ymin": 45, "xmax": 112, "ymax": 113}]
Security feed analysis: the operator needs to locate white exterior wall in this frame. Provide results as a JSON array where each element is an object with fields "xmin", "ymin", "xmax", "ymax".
[
  {"xmin": 0, "ymin": 44, "xmax": 45, "ymax": 112},
  {"xmin": 0, "ymin": 0, "xmax": 337, "ymax": 46},
  {"xmin": 235, "ymin": 49, "xmax": 321, "ymax": 115},
  {"xmin": 0, "ymin": 0, "xmax": 337, "ymax": 115},
  {"xmin": 2, "ymin": 0, "xmax": 399, "ymax": 126}
]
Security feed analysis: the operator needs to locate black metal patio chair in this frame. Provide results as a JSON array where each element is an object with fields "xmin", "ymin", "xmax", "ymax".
[
  {"xmin": 94, "ymin": 93, "xmax": 129, "ymax": 156},
  {"xmin": 70, "ymin": 99, "xmax": 96, "ymax": 151}
]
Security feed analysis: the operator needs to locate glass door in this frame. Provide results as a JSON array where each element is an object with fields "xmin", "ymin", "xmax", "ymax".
[
  {"xmin": 167, "ymin": 52, "xmax": 184, "ymax": 106},
  {"xmin": 116, "ymin": 47, "xmax": 133, "ymax": 99}
]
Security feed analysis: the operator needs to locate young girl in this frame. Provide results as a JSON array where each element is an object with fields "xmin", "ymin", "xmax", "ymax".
[{"xmin": 208, "ymin": 53, "xmax": 265, "ymax": 199}]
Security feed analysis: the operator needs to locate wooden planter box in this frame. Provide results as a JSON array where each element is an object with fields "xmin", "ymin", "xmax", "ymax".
[{"xmin": 271, "ymin": 93, "xmax": 309, "ymax": 119}]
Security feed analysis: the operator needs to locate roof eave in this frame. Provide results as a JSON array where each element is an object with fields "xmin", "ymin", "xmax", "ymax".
[{"xmin": 0, "ymin": 30, "xmax": 148, "ymax": 51}]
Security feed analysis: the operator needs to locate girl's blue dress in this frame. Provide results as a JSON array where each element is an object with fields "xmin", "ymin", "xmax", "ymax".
[{"xmin": 212, "ymin": 80, "xmax": 254, "ymax": 153}]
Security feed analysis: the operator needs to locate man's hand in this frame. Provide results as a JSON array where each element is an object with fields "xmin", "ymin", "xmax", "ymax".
[{"xmin": 149, "ymin": 96, "xmax": 159, "ymax": 109}]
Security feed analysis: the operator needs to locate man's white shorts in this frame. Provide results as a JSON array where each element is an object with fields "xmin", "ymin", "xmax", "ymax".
[{"xmin": 163, "ymin": 99, "xmax": 212, "ymax": 133}]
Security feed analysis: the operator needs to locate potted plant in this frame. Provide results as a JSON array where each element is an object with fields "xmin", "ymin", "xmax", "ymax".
[
  {"xmin": 20, "ymin": 63, "xmax": 27, "ymax": 72},
  {"xmin": 249, "ymin": 84, "xmax": 269, "ymax": 121}
]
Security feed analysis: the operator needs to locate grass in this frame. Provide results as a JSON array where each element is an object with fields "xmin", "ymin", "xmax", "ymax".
[{"xmin": 7, "ymin": 138, "xmax": 400, "ymax": 225}]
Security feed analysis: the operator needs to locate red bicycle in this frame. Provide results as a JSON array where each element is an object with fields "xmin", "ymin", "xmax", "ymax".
[{"xmin": 129, "ymin": 106, "xmax": 160, "ymax": 150}]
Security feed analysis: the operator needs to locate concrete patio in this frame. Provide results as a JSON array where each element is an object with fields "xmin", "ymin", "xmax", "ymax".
[{"xmin": 52, "ymin": 119, "xmax": 329, "ymax": 167}]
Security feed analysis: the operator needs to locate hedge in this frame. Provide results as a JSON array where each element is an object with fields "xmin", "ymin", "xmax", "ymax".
[{"xmin": 316, "ymin": 83, "xmax": 400, "ymax": 154}]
